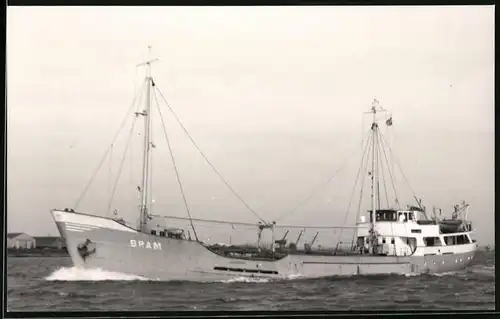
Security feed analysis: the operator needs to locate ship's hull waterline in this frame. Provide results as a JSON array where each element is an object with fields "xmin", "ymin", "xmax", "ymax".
[{"xmin": 53, "ymin": 210, "xmax": 478, "ymax": 282}]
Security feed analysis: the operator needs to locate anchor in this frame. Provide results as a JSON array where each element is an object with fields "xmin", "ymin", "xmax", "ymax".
[{"xmin": 77, "ymin": 238, "xmax": 96, "ymax": 262}]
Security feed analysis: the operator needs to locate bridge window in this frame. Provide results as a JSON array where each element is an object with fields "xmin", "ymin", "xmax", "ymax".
[
  {"xmin": 396, "ymin": 212, "xmax": 405, "ymax": 222},
  {"xmin": 457, "ymin": 235, "xmax": 470, "ymax": 245},
  {"xmin": 424, "ymin": 237, "xmax": 442, "ymax": 247},
  {"xmin": 159, "ymin": 231, "xmax": 165, "ymax": 237},
  {"xmin": 398, "ymin": 212, "xmax": 410, "ymax": 222},
  {"xmin": 464, "ymin": 235, "xmax": 471, "ymax": 244},
  {"xmin": 444, "ymin": 235, "xmax": 470, "ymax": 245},
  {"xmin": 357, "ymin": 237, "xmax": 364, "ymax": 247},
  {"xmin": 444, "ymin": 236, "xmax": 455, "ymax": 245},
  {"xmin": 391, "ymin": 238, "xmax": 395, "ymax": 244},
  {"xmin": 151, "ymin": 230, "xmax": 156, "ymax": 235},
  {"xmin": 411, "ymin": 229, "xmax": 422, "ymax": 233},
  {"xmin": 373, "ymin": 210, "xmax": 398, "ymax": 222}
]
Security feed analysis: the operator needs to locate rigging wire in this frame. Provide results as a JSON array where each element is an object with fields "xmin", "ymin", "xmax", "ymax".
[
  {"xmin": 153, "ymin": 81, "xmax": 267, "ymax": 224},
  {"xmin": 273, "ymin": 142, "xmax": 363, "ymax": 222},
  {"xmin": 152, "ymin": 86, "xmax": 200, "ymax": 242},
  {"xmin": 150, "ymin": 214, "xmax": 259, "ymax": 227},
  {"xmin": 129, "ymin": 130, "xmax": 136, "ymax": 217},
  {"xmin": 376, "ymin": 128, "xmax": 398, "ymax": 257},
  {"xmin": 384, "ymin": 130, "xmax": 418, "ymax": 205},
  {"xmin": 334, "ymin": 130, "xmax": 372, "ymax": 253},
  {"xmin": 74, "ymin": 78, "xmax": 148, "ymax": 210},
  {"xmin": 377, "ymin": 130, "xmax": 390, "ymax": 208},
  {"xmin": 131, "ymin": 80, "xmax": 144, "ymax": 220},
  {"xmin": 379, "ymin": 131, "xmax": 422, "ymax": 209},
  {"xmin": 129, "ymin": 108, "xmax": 136, "ymax": 213},
  {"xmin": 375, "ymin": 127, "xmax": 382, "ymax": 210},
  {"xmin": 149, "ymin": 214, "xmax": 367, "ymax": 230},
  {"xmin": 377, "ymin": 129, "xmax": 401, "ymax": 209},
  {"xmin": 349, "ymin": 130, "xmax": 374, "ymax": 250},
  {"xmin": 149, "ymin": 92, "xmax": 154, "ymax": 215},
  {"xmin": 274, "ymin": 224, "xmax": 366, "ymax": 230},
  {"xmin": 108, "ymin": 143, "xmax": 113, "ymax": 214},
  {"xmin": 106, "ymin": 115, "xmax": 139, "ymax": 216}
]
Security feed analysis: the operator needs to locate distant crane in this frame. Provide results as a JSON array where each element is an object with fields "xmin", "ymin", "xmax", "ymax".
[
  {"xmin": 295, "ymin": 229, "xmax": 304, "ymax": 246},
  {"xmin": 304, "ymin": 232, "xmax": 320, "ymax": 253},
  {"xmin": 274, "ymin": 230, "xmax": 289, "ymax": 250},
  {"xmin": 311, "ymin": 232, "xmax": 320, "ymax": 246},
  {"xmin": 288, "ymin": 229, "xmax": 304, "ymax": 251}
]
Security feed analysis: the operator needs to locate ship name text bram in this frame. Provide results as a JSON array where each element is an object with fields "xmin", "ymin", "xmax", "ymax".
[{"xmin": 130, "ymin": 239, "xmax": 162, "ymax": 250}]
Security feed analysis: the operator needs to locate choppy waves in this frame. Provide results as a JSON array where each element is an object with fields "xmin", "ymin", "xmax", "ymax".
[{"xmin": 7, "ymin": 250, "xmax": 495, "ymax": 311}]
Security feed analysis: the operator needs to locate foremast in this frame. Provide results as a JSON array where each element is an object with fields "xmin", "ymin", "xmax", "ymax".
[{"xmin": 137, "ymin": 46, "xmax": 158, "ymax": 232}]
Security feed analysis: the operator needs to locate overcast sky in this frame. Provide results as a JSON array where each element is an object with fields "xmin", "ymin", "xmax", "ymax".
[{"xmin": 7, "ymin": 6, "xmax": 494, "ymax": 245}]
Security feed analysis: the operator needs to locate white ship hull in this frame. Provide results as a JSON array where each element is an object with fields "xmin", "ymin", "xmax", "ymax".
[{"xmin": 52, "ymin": 209, "xmax": 478, "ymax": 281}]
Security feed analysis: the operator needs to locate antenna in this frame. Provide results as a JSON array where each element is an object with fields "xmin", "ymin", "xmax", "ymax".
[{"xmin": 136, "ymin": 45, "xmax": 159, "ymax": 69}]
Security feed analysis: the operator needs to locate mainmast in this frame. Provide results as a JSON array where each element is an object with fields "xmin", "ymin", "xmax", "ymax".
[
  {"xmin": 368, "ymin": 99, "xmax": 384, "ymax": 255},
  {"xmin": 137, "ymin": 46, "xmax": 159, "ymax": 232}
]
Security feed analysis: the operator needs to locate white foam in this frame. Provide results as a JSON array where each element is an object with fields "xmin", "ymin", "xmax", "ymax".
[
  {"xmin": 217, "ymin": 276, "xmax": 271, "ymax": 283},
  {"xmin": 431, "ymin": 271, "xmax": 457, "ymax": 277},
  {"xmin": 216, "ymin": 273, "xmax": 308, "ymax": 283},
  {"xmin": 45, "ymin": 266, "xmax": 152, "ymax": 281},
  {"xmin": 284, "ymin": 273, "xmax": 305, "ymax": 280},
  {"xmin": 404, "ymin": 272, "xmax": 419, "ymax": 277}
]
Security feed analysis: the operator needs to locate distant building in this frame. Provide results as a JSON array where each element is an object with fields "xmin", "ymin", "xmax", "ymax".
[
  {"xmin": 7, "ymin": 233, "xmax": 36, "ymax": 249},
  {"xmin": 33, "ymin": 236, "xmax": 66, "ymax": 249}
]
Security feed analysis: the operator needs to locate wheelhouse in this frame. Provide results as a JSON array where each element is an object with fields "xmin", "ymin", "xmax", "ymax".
[{"xmin": 368, "ymin": 209, "xmax": 430, "ymax": 223}]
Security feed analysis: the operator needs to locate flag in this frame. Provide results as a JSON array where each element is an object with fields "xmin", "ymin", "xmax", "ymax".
[
  {"xmin": 386, "ymin": 117, "xmax": 393, "ymax": 126},
  {"xmin": 373, "ymin": 98, "xmax": 379, "ymax": 104},
  {"xmin": 137, "ymin": 186, "xmax": 141, "ymax": 192},
  {"xmin": 231, "ymin": 224, "xmax": 236, "ymax": 230}
]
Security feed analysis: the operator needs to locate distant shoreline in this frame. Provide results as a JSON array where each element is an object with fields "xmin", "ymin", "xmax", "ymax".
[{"xmin": 7, "ymin": 248, "xmax": 69, "ymax": 258}]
